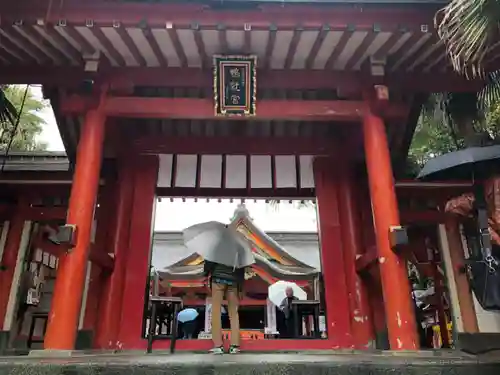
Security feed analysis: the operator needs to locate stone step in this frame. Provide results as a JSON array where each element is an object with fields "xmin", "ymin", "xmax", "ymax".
[{"xmin": 0, "ymin": 352, "xmax": 499, "ymax": 375}]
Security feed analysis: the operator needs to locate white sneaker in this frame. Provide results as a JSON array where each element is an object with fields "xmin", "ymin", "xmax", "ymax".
[
  {"xmin": 229, "ymin": 345, "xmax": 240, "ymax": 354},
  {"xmin": 209, "ymin": 346, "xmax": 224, "ymax": 354}
]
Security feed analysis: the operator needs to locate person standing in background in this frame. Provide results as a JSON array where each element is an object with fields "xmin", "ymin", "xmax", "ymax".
[
  {"xmin": 204, "ymin": 260, "xmax": 245, "ymax": 354},
  {"xmin": 279, "ymin": 286, "xmax": 298, "ymax": 338}
]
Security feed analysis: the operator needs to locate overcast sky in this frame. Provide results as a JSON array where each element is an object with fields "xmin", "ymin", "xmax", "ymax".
[{"xmin": 32, "ymin": 86, "xmax": 318, "ymax": 232}]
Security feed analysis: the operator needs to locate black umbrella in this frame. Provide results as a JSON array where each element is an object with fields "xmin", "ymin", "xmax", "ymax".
[{"xmin": 418, "ymin": 145, "xmax": 500, "ymax": 181}]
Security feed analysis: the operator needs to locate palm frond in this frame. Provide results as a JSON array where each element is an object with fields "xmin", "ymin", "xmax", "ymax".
[
  {"xmin": 435, "ymin": 0, "xmax": 500, "ymax": 75},
  {"xmin": 0, "ymin": 87, "xmax": 18, "ymax": 126},
  {"xmin": 478, "ymin": 69, "xmax": 500, "ymax": 109}
]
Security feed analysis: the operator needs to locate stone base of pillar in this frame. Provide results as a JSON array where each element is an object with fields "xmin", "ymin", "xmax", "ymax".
[
  {"xmin": 374, "ymin": 329, "xmax": 390, "ymax": 350},
  {"xmin": 29, "ymin": 348, "xmax": 119, "ymax": 357},
  {"xmin": 75, "ymin": 330, "xmax": 94, "ymax": 350},
  {"xmin": 29, "ymin": 349, "xmax": 79, "ymax": 357}
]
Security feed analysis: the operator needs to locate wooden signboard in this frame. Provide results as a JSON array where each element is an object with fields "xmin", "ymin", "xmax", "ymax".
[{"xmin": 213, "ymin": 55, "xmax": 257, "ymax": 116}]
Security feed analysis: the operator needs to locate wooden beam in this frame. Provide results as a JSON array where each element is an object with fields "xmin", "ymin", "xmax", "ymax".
[
  {"xmin": 32, "ymin": 234, "xmax": 114, "ymax": 271},
  {"xmin": 182, "ymin": 298, "xmax": 267, "ymax": 306},
  {"xmin": 356, "ymin": 246, "xmax": 378, "ymax": 272},
  {"xmin": 61, "ymin": 96, "xmax": 408, "ymax": 121},
  {"xmin": 136, "ymin": 136, "xmax": 340, "ymax": 156},
  {"xmin": 4, "ymin": 2, "xmax": 437, "ymax": 31},
  {"xmin": 0, "ymin": 66, "xmax": 485, "ymax": 93},
  {"xmin": 400, "ymin": 211, "xmax": 451, "ymax": 224},
  {"xmin": 20, "ymin": 206, "xmax": 67, "ymax": 221},
  {"xmin": 89, "ymin": 248, "xmax": 114, "ymax": 272}
]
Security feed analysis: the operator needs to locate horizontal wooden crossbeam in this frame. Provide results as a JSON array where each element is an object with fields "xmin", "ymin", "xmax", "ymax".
[
  {"xmin": 0, "ymin": 67, "xmax": 484, "ymax": 93},
  {"xmin": 61, "ymin": 96, "xmax": 408, "ymax": 121}
]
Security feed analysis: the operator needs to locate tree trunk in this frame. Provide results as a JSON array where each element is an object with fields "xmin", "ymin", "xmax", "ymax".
[{"xmin": 455, "ymin": 118, "xmax": 492, "ymax": 147}]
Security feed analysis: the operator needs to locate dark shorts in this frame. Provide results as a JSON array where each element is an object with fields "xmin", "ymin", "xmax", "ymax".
[{"xmin": 212, "ymin": 277, "xmax": 235, "ymax": 286}]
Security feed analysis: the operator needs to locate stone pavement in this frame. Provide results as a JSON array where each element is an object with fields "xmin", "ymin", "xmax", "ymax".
[{"xmin": 0, "ymin": 352, "xmax": 499, "ymax": 375}]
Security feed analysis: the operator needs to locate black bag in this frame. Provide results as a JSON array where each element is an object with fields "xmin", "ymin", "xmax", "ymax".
[
  {"xmin": 469, "ymin": 256, "xmax": 500, "ymax": 311},
  {"xmin": 466, "ymin": 189, "xmax": 500, "ymax": 311}
]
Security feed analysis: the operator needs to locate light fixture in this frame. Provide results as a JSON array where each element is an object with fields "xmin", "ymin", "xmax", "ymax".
[
  {"xmin": 83, "ymin": 50, "xmax": 100, "ymax": 72},
  {"xmin": 374, "ymin": 85, "xmax": 389, "ymax": 101},
  {"xmin": 369, "ymin": 55, "xmax": 386, "ymax": 77}
]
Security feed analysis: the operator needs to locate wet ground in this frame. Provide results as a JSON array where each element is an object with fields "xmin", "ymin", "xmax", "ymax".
[{"xmin": 0, "ymin": 351, "xmax": 499, "ymax": 375}]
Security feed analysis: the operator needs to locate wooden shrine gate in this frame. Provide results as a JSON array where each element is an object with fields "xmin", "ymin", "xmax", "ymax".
[{"xmin": 0, "ymin": 0, "xmax": 495, "ymax": 353}]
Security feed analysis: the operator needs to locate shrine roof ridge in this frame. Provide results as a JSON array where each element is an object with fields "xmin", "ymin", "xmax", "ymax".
[{"xmin": 0, "ymin": 151, "xmax": 69, "ymax": 172}]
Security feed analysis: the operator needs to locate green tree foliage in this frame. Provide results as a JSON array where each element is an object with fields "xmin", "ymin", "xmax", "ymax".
[
  {"xmin": 409, "ymin": 98, "xmax": 500, "ymax": 169},
  {"xmin": 0, "ymin": 85, "xmax": 47, "ymax": 152}
]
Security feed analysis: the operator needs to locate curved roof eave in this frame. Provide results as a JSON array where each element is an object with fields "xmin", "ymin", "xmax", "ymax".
[
  {"xmin": 231, "ymin": 207, "xmax": 318, "ymax": 270},
  {"xmin": 162, "ymin": 253, "xmax": 319, "ymax": 280}
]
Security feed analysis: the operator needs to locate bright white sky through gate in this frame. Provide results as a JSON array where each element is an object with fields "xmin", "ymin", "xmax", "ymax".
[{"xmin": 32, "ymin": 86, "xmax": 318, "ymax": 232}]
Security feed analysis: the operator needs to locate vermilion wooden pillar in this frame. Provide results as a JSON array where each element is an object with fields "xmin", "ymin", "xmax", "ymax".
[
  {"xmin": 82, "ymin": 181, "xmax": 115, "ymax": 334},
  {"xmin": 95, "ymin": 163, "xmax": 135, "ymax": 349},
  {"xmin": 0, "ymin": 202, "xmax": 27, "ymax": 329},
  {"xmin": 44, "ymin": 107, "xmax": 106, "ymax": 350},
  {"xmin": 313, "ymin": 157, "xmax": 353, "ymax": 348},
  {"xmin": 117, "ymin": 155, "xmax": 158, "ymax": 348},
  {"xmin": 362, "ymin": 107, "xmax": 418, "ymax": 350},
  {"xmin": 337, "ymin": 167, "xmax": 375, "ymax": 348}
]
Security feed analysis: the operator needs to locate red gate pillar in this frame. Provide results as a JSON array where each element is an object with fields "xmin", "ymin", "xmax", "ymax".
[
  {"xmin": 95, "ymin": 163, "xmax": 134, "ymax": 349},
  {"xmin": 362, "ymin": 106, "xmax": 418, "ymax": 350},
  {"xmin": 117, "ymin": 156, "xmax": 158, "ymax": 348},
  {"xmin": 81, "ymin": 182, "xmax": 115, "ymax": 335},
  {"xmin": 313, "ymin": 157, "xmax": 353, "ymax": 348},
  {"xmin": 44, "ymin": 105, "xmax": 106, "ymax": 350},
  {"xmin": 337, "ymin": 168, "xmax": 375, "ymax": 348}
]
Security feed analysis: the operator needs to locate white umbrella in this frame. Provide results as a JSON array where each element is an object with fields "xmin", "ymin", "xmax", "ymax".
[
  {"xmin": 268, "ymin": 280, "xmax": 307, "ymax": 307},
  {"xmin": 182, "ymin": 221, "xmax": 255, "ymax": 268}
]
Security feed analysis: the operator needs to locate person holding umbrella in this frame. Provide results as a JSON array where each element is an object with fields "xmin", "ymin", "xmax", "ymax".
[
  {"xmin": 177, "ymin": 308, "xmax": 199, "ymax": 339},
  {"xmin": 183, "ymin": 221, "xmax": 254, "ymax": 354},
  {"xmin": 268, "ymin": 281, "xmax": 306, "ymax": 338}
]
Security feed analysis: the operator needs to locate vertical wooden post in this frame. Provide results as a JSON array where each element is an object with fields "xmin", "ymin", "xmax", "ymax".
[
  {"xmin": 117, "ymin": 156, "xmax": 158, "ymax": 348},
  {"xmin": 0, "ymin": 202, "xmax": 28, "ymax": 331},
  {"xmin": 0, "ymin": 201, "xmax": 32, "ymax": 336},
  {"xmin": 362, "ymin": 107, "xmax": 418, "ymax": 350},
  {"xmin": 44, "ymin": 106, "xmax": 106, "ymax": 350},
  {"xmin": 94, "ymin": 163, "xmax": 135, "ymax": 349},
  {"xmin": 313, "ymin": 157, "xmax": 353, "ymax": 348},
  {"xmin": 81, "ymin": 180, "xmax": 116, "ymax": 337},
  {"xmin": 443, "ymin": 219, "xmax": 479, "ymax": 333},
  {"xmin": 337, "ymin": 168, "xmax": 375, "ymax": 348}
]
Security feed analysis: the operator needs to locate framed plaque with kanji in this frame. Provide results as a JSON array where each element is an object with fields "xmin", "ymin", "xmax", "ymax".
[{"xmin": 213, "ymin": 55, "xmax": 257, "ymax": 116}]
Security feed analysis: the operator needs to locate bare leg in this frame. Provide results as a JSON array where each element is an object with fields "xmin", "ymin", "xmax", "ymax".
[
  {"xmin": 211, "ymin": 283, "xmax": 225, "ymax": 347},
  {"xmin": 227, "ymin": 285, "xmax": 240, "ymax": 347}
]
